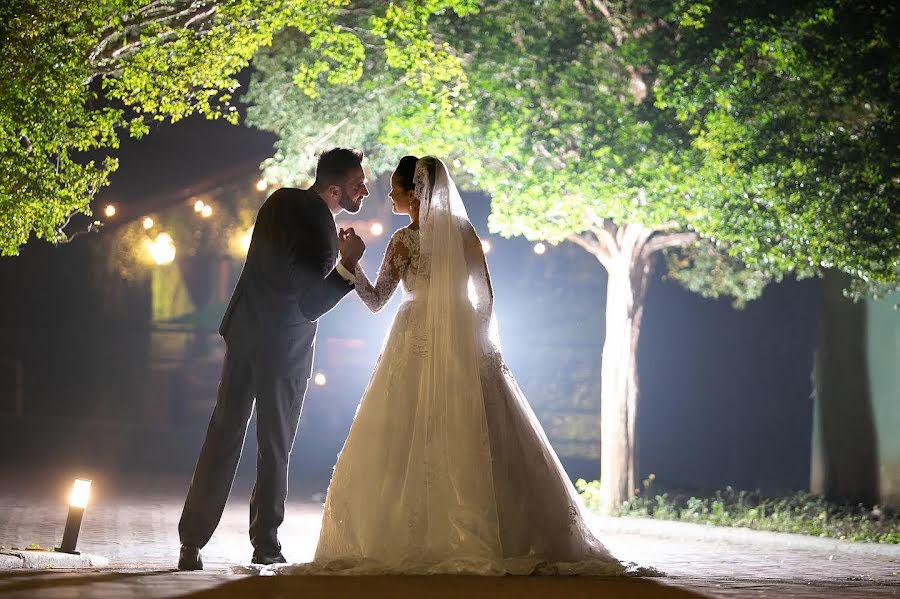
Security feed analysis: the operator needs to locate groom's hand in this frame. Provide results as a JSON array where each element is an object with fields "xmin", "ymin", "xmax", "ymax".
[{"xmin": 338, "ymin": 227, "xmax": 365, "ymax": 269}]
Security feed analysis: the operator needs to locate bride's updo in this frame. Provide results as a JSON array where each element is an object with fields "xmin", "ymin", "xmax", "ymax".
[
  {"xmin": 394, "ymin": 155, "xmax": 419, "ymax": 191},
  {"xmin": 395, "ymin": 155, "xmax": 438, "ymax": 204}
]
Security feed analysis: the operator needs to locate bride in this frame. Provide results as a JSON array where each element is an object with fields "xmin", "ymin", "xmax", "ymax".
[{"xmin": 286, "ymin": 156, "xmax": 624, "ymax": 575}]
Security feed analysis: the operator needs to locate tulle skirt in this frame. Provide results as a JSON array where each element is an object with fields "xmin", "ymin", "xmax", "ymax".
[{"xmin": 282, "ymin": 300, "xmax": 624, "ymax": 576}]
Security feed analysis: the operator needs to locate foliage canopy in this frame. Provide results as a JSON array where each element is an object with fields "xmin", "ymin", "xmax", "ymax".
[
  {"xmin": 246, "ymin": 0, "xmax": 898, "ymax": 297},
  {"xmin": 0, "ymin": 0, "xmax": 474, "ymax": 255}
]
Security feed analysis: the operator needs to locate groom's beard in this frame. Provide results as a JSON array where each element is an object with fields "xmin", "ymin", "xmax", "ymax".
[{"xmin": 338, "ymin": 188, "xmax": 362, "ymax": 213}]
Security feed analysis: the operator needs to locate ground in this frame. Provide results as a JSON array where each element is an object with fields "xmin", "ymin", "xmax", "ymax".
[{"xmin": 1, "ymin": 468, "xmax": 897, "ymax": 598}]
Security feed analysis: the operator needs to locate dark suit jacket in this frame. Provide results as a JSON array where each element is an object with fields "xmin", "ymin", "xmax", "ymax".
[{"xmin": 219, "ymin": 188, "xmax": 354, "ymax": 377}]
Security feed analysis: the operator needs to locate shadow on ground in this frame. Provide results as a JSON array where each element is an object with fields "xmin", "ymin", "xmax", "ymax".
[
  {"xmin": 178, "ymin": 575, "xmax": 707, "ymax": 598},
  {"xmin": 0, "ymin": 570, "xmax": 174, "ymax": 595}
]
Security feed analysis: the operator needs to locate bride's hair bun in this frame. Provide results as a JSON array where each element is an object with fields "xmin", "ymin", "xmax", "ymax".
[{"xmin": 394, "ymin": 155, "xmax": 419, "ymax": 191}]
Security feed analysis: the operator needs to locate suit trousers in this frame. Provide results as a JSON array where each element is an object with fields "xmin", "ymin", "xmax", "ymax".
[{"xmin": 178, "ymin": 345, "xmax": 309, "ymax": 553}]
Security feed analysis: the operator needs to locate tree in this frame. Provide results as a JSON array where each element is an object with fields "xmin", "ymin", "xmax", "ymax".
[
  {"xmin": 0, "ymin": 0, "xmax": 474, "ymax": 255},
  {"xmin": 656, "ymin": 0, "xmax": 899, "ymax": 505},
  {"xmin": 432, "ymin": 0, "xmax": 897, "ymax": 510},
  {"xmin": 655, "ymin": 0, "xmax": 899, "ymax": 299},
  {"xmin": 245, "ymin": 0, "xmax": 899, "ymax": 511}
]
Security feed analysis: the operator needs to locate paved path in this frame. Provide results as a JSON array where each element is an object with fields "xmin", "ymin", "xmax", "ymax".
[{"xmin": 1, "ymin": 470, "xmax": 897, "ymax": 598}]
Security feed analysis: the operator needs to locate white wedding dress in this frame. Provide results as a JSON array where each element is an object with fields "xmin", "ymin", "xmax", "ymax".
[{"xmin": 282, "ymin": 158, "xmax": 625, "ymax": 576}]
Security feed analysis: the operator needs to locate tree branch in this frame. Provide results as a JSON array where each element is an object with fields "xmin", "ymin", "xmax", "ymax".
[
  {"xmin": 640, "ymin": 230, "xmax": 699, "ymax": 261},
  {"xmin": 581, "ymin": 0, "xmax": 625, "ymax": 46},
  {"xmin": 88, "ymin": 1, "xmax": 222, "ymax": 74},
  {"xmin": 55, "ymin": 216, "xmax": 103, "ymax": 245},
  {"xmin": 568, "ymin": 230, "xmax": 612, "ymax": 268},
  {"xmin": 584, "ymin": 207, "xmax": 620, "ymax": 254}
]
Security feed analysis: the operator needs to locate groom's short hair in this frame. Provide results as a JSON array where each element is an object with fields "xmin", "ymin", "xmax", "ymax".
[{"xmin": 315, "ymin": 148, "xmax": 364, "ymax": 186}]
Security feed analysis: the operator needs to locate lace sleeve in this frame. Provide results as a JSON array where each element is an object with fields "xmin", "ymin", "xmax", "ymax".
[{"xmin": 354, "ymin": 230, "xmax": 411, "ymax": 313}]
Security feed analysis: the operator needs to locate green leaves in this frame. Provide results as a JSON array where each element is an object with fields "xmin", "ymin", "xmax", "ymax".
[
  {"xmin": 250, "ymin": 0, "xmax": 896, "ymax": 300},
  {"xmin": 244, "ymin": 0, "xmax": 474, "ymax": 186},
  {"xmin": 657, "ymin": 0, "xmax": 900, "ymax": 293},
  {"xmin": 8, "ymin": 0, "xmax": 895, "ymax": 302},
  {"xmin": 1, "ymin": 0, "xmax": 465, "ymax": 255}
]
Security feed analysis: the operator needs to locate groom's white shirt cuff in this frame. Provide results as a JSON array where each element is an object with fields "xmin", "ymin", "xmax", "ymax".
[{"xmin": 336, "ymin": 261, "xmax": 357, "ymax": 285}]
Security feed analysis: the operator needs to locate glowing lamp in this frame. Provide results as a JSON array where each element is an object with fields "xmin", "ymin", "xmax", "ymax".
[
  {"xmin": 533, "ymin": 242, "xmax": 547, "ymax": 255},
  {"xmin": 370, "ymin": 222, "xmax": 384, "ymax": 236},
  {"xmin": 313, "ymin": 373, "xmax": 327, "ymax": 386},
  {"xmin": 104, "ymin": 205, "xmax": 116, "ymax": 218},
  {"xmin": 200, "ymin": 204, "xmax": 213, "ymax": 218},
  {"xmin": 148, "ymin": 233, "xmax": 176, "ymax": 266},
  {"xmin": 255, "ymin": 179, "xmax": 268, "ymax": 192},
  {"xmin": 481, "ymin": 240, "xmax": 492, "ymax": 254},
  {"xmin": 142, "ymin": 217, "xmax": 154, "ymax": 230},
  {"xmin": 56, "ymin": 479, "xmax": 91, "ymax": 554},
  {"xmin": 193, "ymin": 200, "xmax": 205, "ymax": 213}
]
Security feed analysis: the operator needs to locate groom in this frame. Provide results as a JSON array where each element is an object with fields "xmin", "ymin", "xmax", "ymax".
[{"xmin": 177, "ymin": 148, "xmax": 368, "ymax": 570}]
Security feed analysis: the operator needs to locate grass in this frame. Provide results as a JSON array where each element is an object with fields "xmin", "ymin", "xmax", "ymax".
[{"xmin": 576, "ymin": 476, "xmax": 900, "ymax": 544}]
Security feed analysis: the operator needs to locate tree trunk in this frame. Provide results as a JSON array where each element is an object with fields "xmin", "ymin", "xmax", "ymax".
[
  {"xmin": 810, "ymin": 270, "xmax": 879, "ymax": 504},
  {"xmin": 568, "ymin": 222, "xmax": 693, "ymax": 513},
  {"xmin": 598, "ymin": 225, "xmax": 654, "ymax": 512}
]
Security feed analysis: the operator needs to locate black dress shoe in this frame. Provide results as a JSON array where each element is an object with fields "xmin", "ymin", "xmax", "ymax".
[
  {"xmin": 178, "ymin": 545, "xmax": 203, "ymax": 571},
  {"xmin": 251, "ymin": 550, "xmax": 287, "ymax": 566}
]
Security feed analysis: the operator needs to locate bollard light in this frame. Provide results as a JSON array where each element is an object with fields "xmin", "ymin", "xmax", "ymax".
[{"xmin": 56, "ymin": 479, "xmax": 91, "ymax": 554}]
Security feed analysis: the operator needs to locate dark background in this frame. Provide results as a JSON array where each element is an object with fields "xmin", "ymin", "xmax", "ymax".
[{"xmin": 0, "ymin": 115, "xmax": 818, "ymax": 498}]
